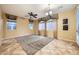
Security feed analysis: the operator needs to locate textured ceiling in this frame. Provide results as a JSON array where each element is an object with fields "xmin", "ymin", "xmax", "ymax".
[{"xmin": 0, "ymin": 4, "xmax": 77, "ymax": 19}]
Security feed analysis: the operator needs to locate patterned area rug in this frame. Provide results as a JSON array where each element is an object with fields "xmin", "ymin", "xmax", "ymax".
[{"xmin": 16, "ymin": 35, "xmax": 53, "ymax": 55}]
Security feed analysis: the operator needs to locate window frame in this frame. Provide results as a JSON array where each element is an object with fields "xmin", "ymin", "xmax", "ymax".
[
  {"xmin": 63, "ymin": 19, "xmax": 68, "ymax": 31},
  {"xmin": 6, "ymin": 19, "xmax": 16, "ymax": 31}
]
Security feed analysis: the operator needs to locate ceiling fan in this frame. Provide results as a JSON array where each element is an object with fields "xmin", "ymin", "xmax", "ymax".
[
  {"xmin": 25, "ymin": 12, "xmax": 38, "ymax": 22},
  {"xmin": 28, "ymin": 12, "xmax": 38, "ymax": 18}
]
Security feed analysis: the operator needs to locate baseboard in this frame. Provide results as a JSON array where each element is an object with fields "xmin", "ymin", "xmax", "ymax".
[
  {"xmin": 58, "ymin": 39, "xmax": 76, "ymax": 43},
  {"xmin": 2, "ymin": 34, "xmax": 33, "ymax": 40}
]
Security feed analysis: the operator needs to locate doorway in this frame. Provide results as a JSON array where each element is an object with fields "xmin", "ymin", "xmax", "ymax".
[{"xmin": 76, "ymin": 7, "xmax": 79, "ymax": 46}]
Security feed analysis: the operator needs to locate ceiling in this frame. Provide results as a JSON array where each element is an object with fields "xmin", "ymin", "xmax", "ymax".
[{"xmin": 0, "ymin": 4, "xmax": 77, "ymax": 19}]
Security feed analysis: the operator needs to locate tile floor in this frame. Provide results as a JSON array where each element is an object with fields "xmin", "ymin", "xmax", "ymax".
[{"xmin": 0, "ymin": 36, "xmax": 79, "ymax": 55}]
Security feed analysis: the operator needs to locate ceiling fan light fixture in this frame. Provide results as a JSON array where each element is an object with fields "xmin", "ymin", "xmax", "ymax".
[
  {"xmin": 45, "ymin": 12, "xmax": 48, "ymax": 16},
  {"xmin": 49, "ymin": 11, "xmax": 52, "ymax": 15},
  {"xmin": 45, "ymin": 10, "xmax": 52, "ymax": 16}
]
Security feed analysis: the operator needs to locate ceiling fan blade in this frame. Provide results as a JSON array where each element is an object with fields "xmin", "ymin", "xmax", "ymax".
[
  {"xmin": 34, "ymin": 14, "xmax": 37, "ymax": 16},
  {"xmin": 27, "ymin": 12, "xmax": 38, "ymax": 19},
  {"xmin": 34, "ymin": 16, "xmax": 37, "ymax": 18},
  {"xmin": 28, "ymin": 13, "xmax": 31, "ymax": 15}
]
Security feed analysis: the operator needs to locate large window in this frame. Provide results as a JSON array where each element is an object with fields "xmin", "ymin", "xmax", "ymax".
[
  {"xmin": 7, "ymin": 19, "xmax": 16, "ymax": 30},
  {"xmin": 28, "ymin": 23, "xmax": 33, "ymax": 30},
  {"xmin": 39, "ymin": 21, "xmax": 45, "ymax": 30},
  {"xmin": 46, "ymin": 19, "xmax": 56, "ymax": 31}
]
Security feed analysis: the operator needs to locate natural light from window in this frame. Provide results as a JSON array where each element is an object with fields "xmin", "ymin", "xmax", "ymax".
[
  {"xmin": 28, "ymin": 23, "xmax": 33, "ymax": 30},
  {"xmin": 47, "ymin": 19, "xmax": 56, "ymax": 31},
  {"xmin": 7, "ymin": 20, "xmax": 16, "ymax": 30},
  {"xmin": 39, "ymin": 21, "xmax": 45, "ymax": 30}
]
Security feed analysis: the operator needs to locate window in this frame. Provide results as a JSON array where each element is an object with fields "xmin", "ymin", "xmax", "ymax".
[
  {"xmin": 63, "ymin": 19, "xmax": 68, "ymax": 24},
  {"xmin": 28, "ymin": 23, "xmax": 33, "ymax": 30},
  {"xmin": 7, "ymin": 19, "xmax": 16, "ymax": 30},
  {"xmin": 39, "ymin": 21, "xmax": 45, "ymax": 30},
  {"xmin": 63, "ymin": 19, "xmax": 68, "ymax": 30},
  {"xmin": 47, "ymin": 19, "xmax": 56, "ymax": 31}
]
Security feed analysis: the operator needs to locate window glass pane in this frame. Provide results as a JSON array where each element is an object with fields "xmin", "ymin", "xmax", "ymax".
[
  {"xmin": 7, "ymin": 21, "xmax": 16, "ymax": 30},
  {"xmin": 39, "ymin": 21, "xmax": 45, "ymax": 30},
  {"xmin": 28, "ymin": 23, "xmax": 33, "ymax": 30},
  {"xmin": 47, "ymin": 19, "xmax": 56, "ymax": 31}
]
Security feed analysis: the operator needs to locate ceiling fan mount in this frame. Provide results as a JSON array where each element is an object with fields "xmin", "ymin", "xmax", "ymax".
[
  {"xmin": 28, "ymin": 12, "xmax": 37, "ymax": 18},
  {"xmin": 26, "ymin": 12, "xmax": 38, "ymax": 22}
]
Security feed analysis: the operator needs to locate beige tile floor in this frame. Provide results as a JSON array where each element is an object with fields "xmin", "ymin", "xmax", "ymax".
[
  {"xmin": 0, "ymin": 39, "xmax": 26, "ymax": 55},
  {"xmin": 0, "ymin": 38, "xmax": 79, "ymax": 55},
  {"xmin": 36, "ymin": 39, "xmax": 79, "ymax": 55}
]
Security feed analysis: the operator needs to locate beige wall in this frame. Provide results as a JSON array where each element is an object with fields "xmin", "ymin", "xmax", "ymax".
[
  {"xmin": 0, "ymin": 8, "xmax": 3, "ymax": 39},
  {"xmin": 3, "ymin": 16, "xmax": 33, "ymax": 39},
  {"xmin": 39, "ymin": 30, "xmax": 45, "ymax": 36},
  {"xmin": 0, "ymin": 6, "xmax": 77, "ymax": 42},
  {"xmin": 47, "ymin": 30, "xmax": 57, "ymax": 38},
  {"xmin": 16, "ymin": 17, "xmax": 33, "ymax": 37},
  {"xmin": 47, "ymin": 31, "xmax": 54, "ymax": 38},
  {"xmin": 38, "ymin": 7, "xmax": 76, "ymax": 41},
  {"xmin": 33, "ymin": 20, "xmax": 39, "ymax": 35},
  {"xmin": 57, "ymin": 8, "xmax": 76, "ymax": 42}
]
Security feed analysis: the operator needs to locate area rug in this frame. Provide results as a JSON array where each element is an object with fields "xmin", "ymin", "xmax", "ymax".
[{"xmin": 16, "ymin": 35, "xmax": 53, "ymax": 55}]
